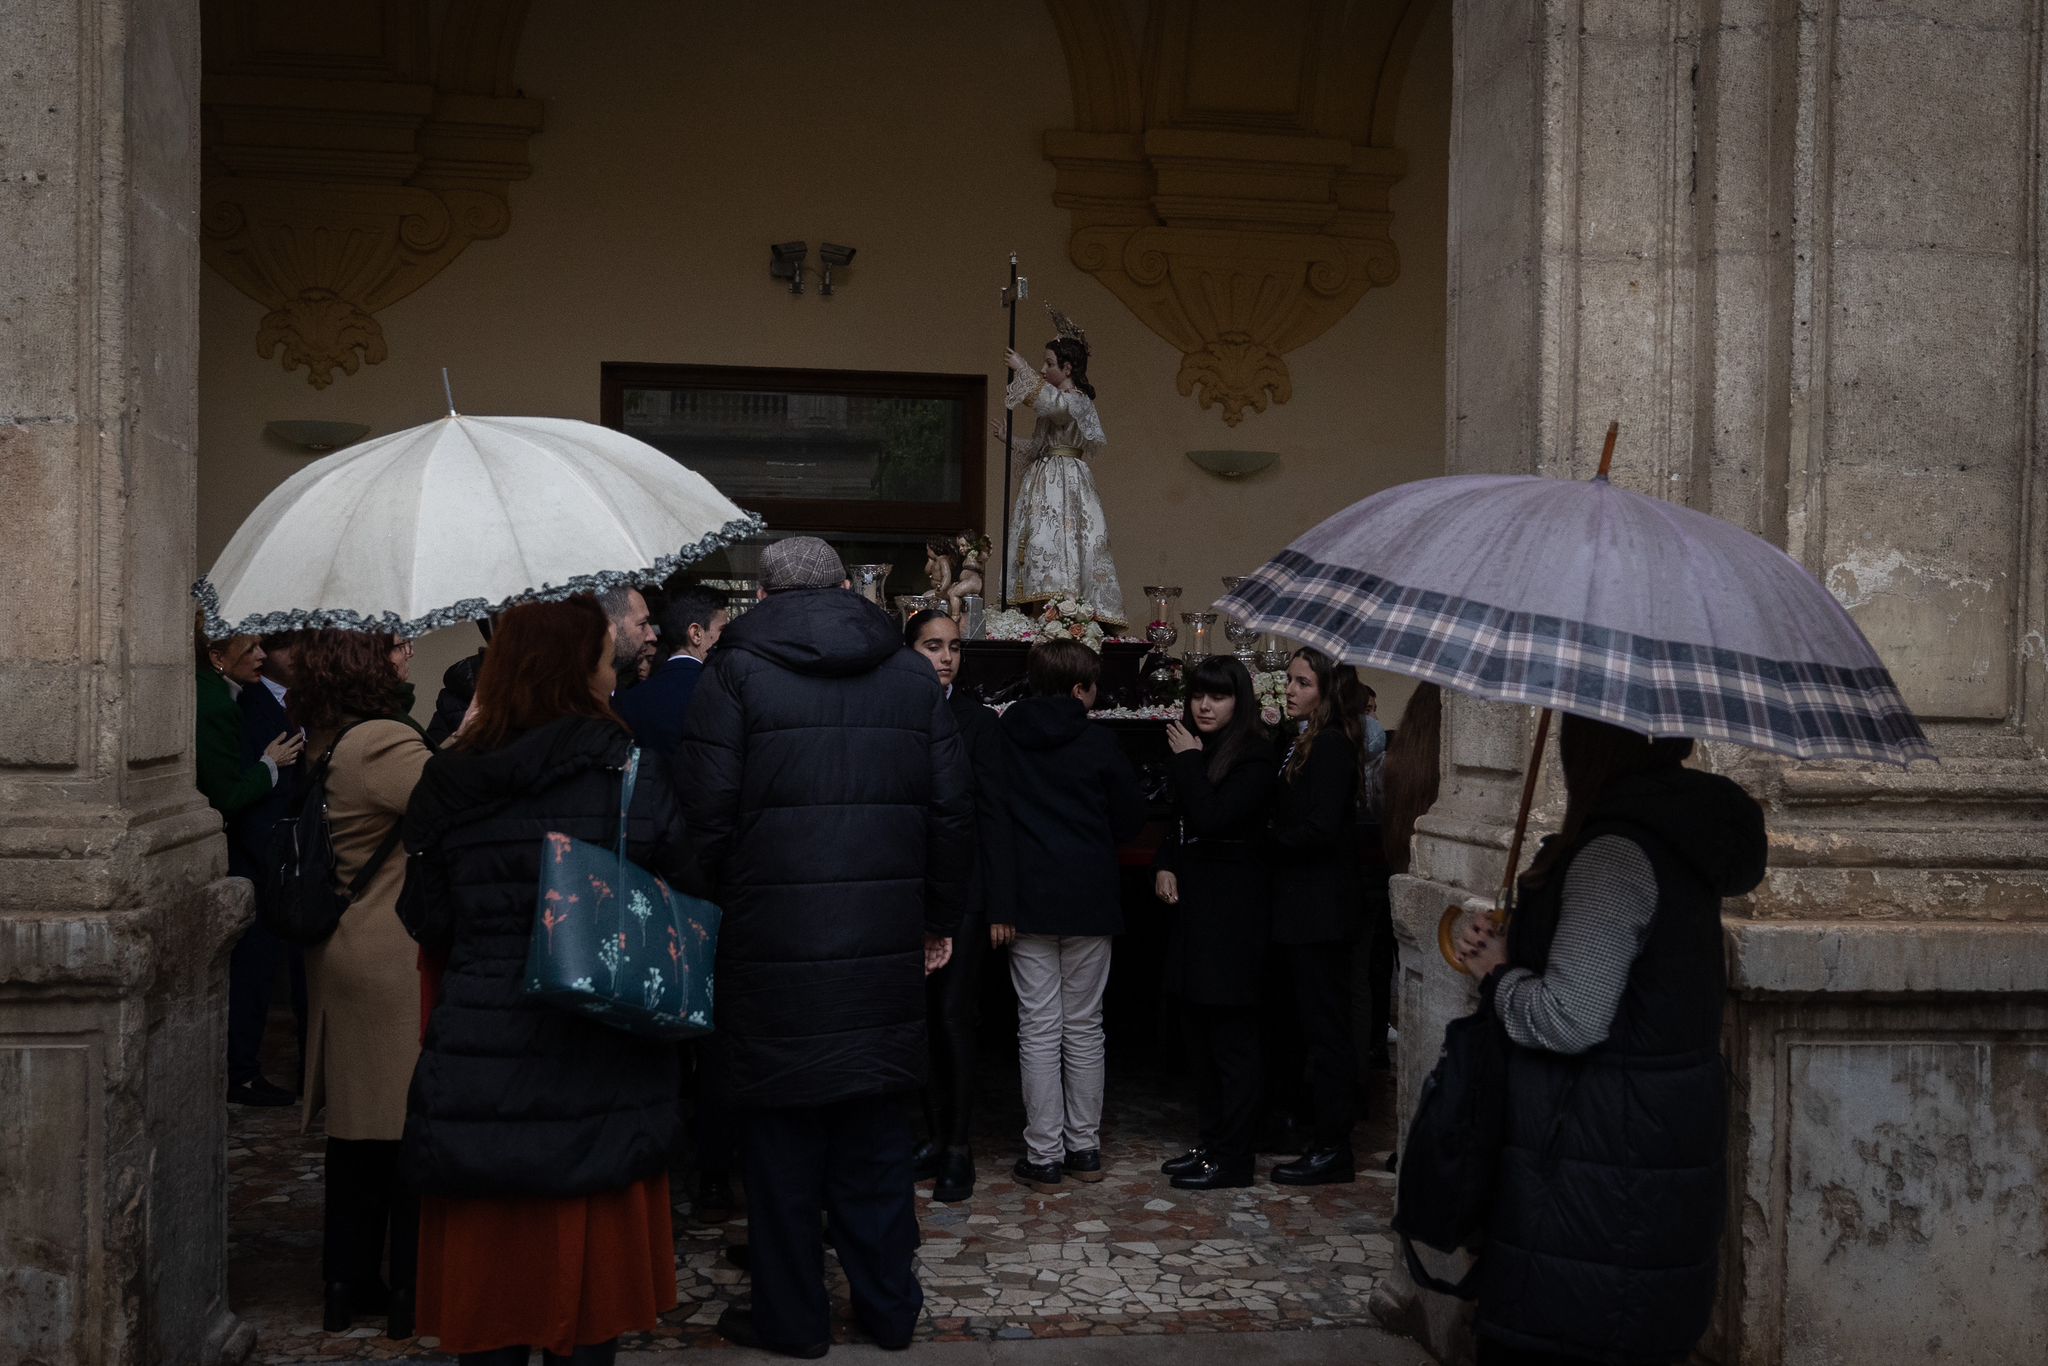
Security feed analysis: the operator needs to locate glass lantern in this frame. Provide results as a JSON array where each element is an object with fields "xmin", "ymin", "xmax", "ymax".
[
  {"xmin": 1220, "ymin": 576, "xmax": 1260, "ymax": 669},
  {"xmin": 1142, "ymin": 586, "xmax": 1182, "ymax": 650},
  {"xmin": 1180, "ymin": 611, "xmax": 1217, "ymax": 664}
]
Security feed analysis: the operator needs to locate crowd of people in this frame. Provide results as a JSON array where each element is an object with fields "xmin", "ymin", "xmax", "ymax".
[{"xmin": 193, "ymin": 532, "xmax": 1763, "ymax": 1366}]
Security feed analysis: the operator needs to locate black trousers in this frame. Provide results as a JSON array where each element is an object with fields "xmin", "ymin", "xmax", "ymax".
[
  {"xmin": 1351, "ymin": 888, "xmax": 1395, "ymax": 1082},
  {"xmin": 1286, "ymin": 941, "xmax": 1357, "ymax": 1149},
  {"xmin": 923, "ymin": 912, "xmax": 987, "ymax": 1147},
  {"xmin": 688, "ymin": 1038, "xmax": 738, "ymax": 1178},
  {"xmin": 741, "ymin": 1095, "xmax": 922, "ymax": 1348},
  {"xmin": 226, "ymin": 919, "xmax": 305, "ymax": 1085},
  {"xmin": 323, "ymin": 1137, "xmax": 418, "ymax": 1293},
  {"xmin": 1178, "ymin": 998, "xmax": 1260, "ymax": 1163}
]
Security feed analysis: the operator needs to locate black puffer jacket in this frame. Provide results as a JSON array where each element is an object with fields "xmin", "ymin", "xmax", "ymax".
[
  {"xmin": 1001, "ymin": 695, "xmax": 1147, "ymax": 937},
  {"xmin": 675, "ymin": 589, "xmax": 972, "ymax": 1110},
  {"xmin": 397, "ymin": 715, "xmax": 689, "ymax": 1198},
  {"xmin": 1476, "ymin": 766, "xmax": 1767, "ymax": 1363}
]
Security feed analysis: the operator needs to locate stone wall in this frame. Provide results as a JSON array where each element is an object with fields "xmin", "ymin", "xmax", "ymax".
[
  {"xmin": 1381, "ymin": 2, "xmax": 2048, "ymax": 1364},
  {"xmin": 0, "ymin": 1, "xmax": 250, "ymax": 1363}
]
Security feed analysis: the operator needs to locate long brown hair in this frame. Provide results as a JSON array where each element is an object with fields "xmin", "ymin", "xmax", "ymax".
[
  {"xmin": 1519, "ymin": 713, "xmax": 1693, "ymax": 890},
  {"xmin": 1282, "ymin": 646, "xmax": 1364, "ymax": 785},
  {"xmin": 289, "ymin": 630, "xmax": 409, "ymax": 738},
  {"xmin": 456, "ymin": 596, "xmax": 623, "ymax": 752},
  {"xmin": 1380, "ymin": 683, "xmax": 1443, "ymax": 874}
]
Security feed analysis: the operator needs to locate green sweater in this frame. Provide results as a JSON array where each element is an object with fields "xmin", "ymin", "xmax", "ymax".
[{"xmin": 195, "ymin": 667, "xmax": 274, "ymax": 818}]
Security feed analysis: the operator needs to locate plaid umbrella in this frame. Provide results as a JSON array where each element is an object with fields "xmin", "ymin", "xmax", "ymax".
[{"xmin": 1217, "ymin": 468, "xmax": 1931, "ymax": 766}]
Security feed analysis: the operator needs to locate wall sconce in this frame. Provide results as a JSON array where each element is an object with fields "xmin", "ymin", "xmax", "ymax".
[
  {"xmin": 818, "ymin": 243, "xmax": 856, "ymax": 296},
  {"xmin": 1187, "ymin": 449, "xmax": 1277, "ymax": 479},
  {"xmin": 266, "ymin": 420, "xmax": 370, "ymax": 452},
  {"xmin": 770, "ymin": 241, "xmax": 808, "ymax": 295}
]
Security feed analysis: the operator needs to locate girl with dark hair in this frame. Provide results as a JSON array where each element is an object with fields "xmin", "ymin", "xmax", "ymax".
[
  {"xmin": 1263, "ymin": 646, "xmax": 1367, "ymax": 1186},
  {"xmin": 1153, "ymin": 656, "xmax": 1278, "ymax": 1190},
  {"xmin": 998, "ymin": 329, "xmax": 1127, "ymax": 624},
  {"xmin": 287, "ymin": 628, "xmax": 431, "ymax": 1340},
  {"xmin": 902, "ymin": 609, "xmax": 1016, "ymax": 1202},
  {"xmin": 399, "ymin": 596, "xmax": 692, "ymax": 1366},
  {"xmin": 1455, "ymin": 714, "xmax": 1766, "ymax": 1366}
]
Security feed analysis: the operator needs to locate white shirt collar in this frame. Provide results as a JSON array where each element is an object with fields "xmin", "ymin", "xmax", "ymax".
[{"xmin": 262, "ymin": 676, "xmax": 288, "ymax": 705}]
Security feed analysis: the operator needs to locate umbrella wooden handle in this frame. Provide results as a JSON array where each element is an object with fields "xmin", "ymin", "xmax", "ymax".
[
  {"xmin": 1439, "ymin": 905, "xmax": 1510, "ymax": 975},
  {"xmin": 1437, "ymin": 904, "xmax": 1470, "ymax": 975}
]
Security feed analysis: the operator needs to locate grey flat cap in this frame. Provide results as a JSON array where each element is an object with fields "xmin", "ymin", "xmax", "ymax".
[{"xmin": 758, "ymin": 535, "xmax": 847, "ymax": 591}]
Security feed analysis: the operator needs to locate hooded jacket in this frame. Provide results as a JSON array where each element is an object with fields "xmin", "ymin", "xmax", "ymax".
[
  {"xmin": 999, "ymin": 694, "xmax": 1147, "ymax": 937},
  {"xmin": 397, "ymin": 715, "xmax": 691, "ymax": 1198},
  {"xmin": 675, "ymin": 588, "xmax": 972, "ymax": 1110},
  {"xmin": 1476, "ymin": 765, "xmax": 1768, "ymax": 1364}
]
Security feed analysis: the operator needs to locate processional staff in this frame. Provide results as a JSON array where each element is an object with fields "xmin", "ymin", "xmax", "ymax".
[{"xmin": 998, "ymin": 252, "xmax": 1027, "ymax": 609}]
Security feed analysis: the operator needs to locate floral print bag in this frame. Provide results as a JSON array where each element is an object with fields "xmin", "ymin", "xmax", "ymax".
[{"xmin": 522, "ymin": 747, "xmax": 721, "ymax": 1039}]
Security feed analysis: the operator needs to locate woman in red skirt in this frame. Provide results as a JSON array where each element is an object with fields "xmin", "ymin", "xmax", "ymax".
[{"xmin": 398, "ymin": 597, "xmax": 691, "ymax": 1365}]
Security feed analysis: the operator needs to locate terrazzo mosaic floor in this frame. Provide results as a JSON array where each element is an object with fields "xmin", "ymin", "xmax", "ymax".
[{"xmin": 230, "ymin": 1036, "xmax": 1400, "ymax": 1362}]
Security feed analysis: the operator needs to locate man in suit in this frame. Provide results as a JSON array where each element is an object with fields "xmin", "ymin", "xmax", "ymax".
[
  {"xmin": 616, "ymin": 584, "xmax": 737, "ymax": 1222},
  {"xmin": 226, "ymin": 632, "xmax": 309, "ymax": 1105},
  {"xmin": 615, "ymin": 585, "xmax": 728, "ymax": 760}
]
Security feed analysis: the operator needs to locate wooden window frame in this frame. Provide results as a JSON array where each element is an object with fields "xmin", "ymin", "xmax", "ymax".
[{"xmin": 599, "ymin": 361, "xmax": 988, "ymax": 537}]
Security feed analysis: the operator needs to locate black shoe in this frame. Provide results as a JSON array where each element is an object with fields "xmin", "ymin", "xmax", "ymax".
[
  {"xmin": 722, "ymin": 1243, "xmax": 751, "ymax": 1272},
  {"xmin": 385, "ymin": 1287, "xmax": 415, "ymax": 1340},
  {"xmin": 1171, "ymin": 1155, "xmax": 1254, "ymax": 1190},
  {"xmin": 1012, "ymin": 1157, "xmax": 1063, "ymax": 1193},
  {"xmin": 931, "ymin": 1147, "xmax": 975, "ymax": 1203},
  {"xmin": 227, "ymin": 1076, "xmax": 295, "ymax": 1107},
  {"xmin": 716, "ymin": 1306, "xmax": 828, "ymax": 1359},
  {"xmin": 322, "ymin": 1282, "xmax": 352, "ymax": 1333},
  {"xmin": 693, "ymin": 1173, "xmax": 737, "ymax": 1224},
  {"xmin": 1062, "ymin": 1148, "xmax": 1104, "ymax": 1183},
  {"xmin": 910, "ymin": 1139, "xmax": 942, "ymax": 1182},
  {"xmin": 1272, "ymin": 1146, "xmax": 1355, "ymax": 1186},
  {"xmin": 1160, "ymin": 1148, "xmax": 1208, "ymax": 1177}
]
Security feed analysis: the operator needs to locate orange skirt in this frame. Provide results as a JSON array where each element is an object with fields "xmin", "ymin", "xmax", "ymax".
[{"xmin": 418, "ymin": 1174, "xmax": 677, "ymax": 1356}]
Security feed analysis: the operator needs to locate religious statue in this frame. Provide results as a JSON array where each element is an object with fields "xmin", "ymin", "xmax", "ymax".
[
  {"xmin": 998, "ymin": 307, "xmax": 1128, "ymax": 625},
  {"xmin": 924, "ymin": 530, "xmax": 990, "ymax": 620}
]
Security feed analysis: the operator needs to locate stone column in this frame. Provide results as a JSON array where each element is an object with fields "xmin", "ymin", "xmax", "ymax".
[
  {"xmin": 1382, "ymin": 2, "xmax": 2048, "ymax": 1363},
  {"xmin": 0, "ymin": 3, "xmax": 250, "ymax": 1364}
]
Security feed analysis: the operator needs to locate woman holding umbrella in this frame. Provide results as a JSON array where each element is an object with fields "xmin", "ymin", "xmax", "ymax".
[
  {"xmin": 1217, "ymin": 424, "xmax": 1928, "ymax": 1366},
  {"xmin": 1454, "ymin": 715, "xmax": 1765, "ymax": 1364}
]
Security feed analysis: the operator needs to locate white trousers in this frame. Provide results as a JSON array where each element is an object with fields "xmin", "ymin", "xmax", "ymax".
[{"xmin": 1008, "ymin": 934, "xmax": 1112, "ymax": 1166}]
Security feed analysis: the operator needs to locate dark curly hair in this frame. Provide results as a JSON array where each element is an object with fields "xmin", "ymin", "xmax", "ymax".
[
  {"xmin": 288, "ymin": 630, "xmax": 410, "ymax": 739},
  {"xmin": 1046, "ymin": 336, "xmax": 1095, "ymax": 399}
]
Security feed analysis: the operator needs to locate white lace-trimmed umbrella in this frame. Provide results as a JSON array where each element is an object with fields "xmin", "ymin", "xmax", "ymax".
[
  {"xmin": 1217, "ymin": 434, "xmax": 1931, "ymax": 767},
  {"xmin": 196, "ymin": 415, "xmax": 763, "ymax": 637}
]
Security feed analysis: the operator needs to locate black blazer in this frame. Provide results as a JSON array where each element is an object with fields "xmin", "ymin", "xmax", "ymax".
[
  {"xmin": 1266, "ymin": 729, "xmax": 1365, "ymax": 945},
  {"xmin": 950, "ymin": 689, "xmax": 1017, "ymax": 930},
  {"xmin": 228, "ymin": 680, "xmax": 298, "ymax": 881},
  {"xmin": 613, "ymin": 653, "xmax": 706, "ymax": 761},
  {"xmin": 1155, "ymin": 737, "xmax": 1278, "ymax": 1005},
  {"xmin": 1001, "ymin": 695, "xmax": 1147, "ymax": 937}
]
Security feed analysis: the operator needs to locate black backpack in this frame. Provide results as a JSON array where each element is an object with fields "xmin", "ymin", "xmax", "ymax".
[
  {"xmin": 259, "ymin": 721, "xmax": 404, "ymax": 947},
  {"xmin": 1391, "ymin": 994, "xmax": 1512, "ymax": 1298}
]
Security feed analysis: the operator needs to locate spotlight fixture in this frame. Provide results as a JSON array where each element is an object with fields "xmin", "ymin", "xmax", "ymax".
[
  {"xmin": 818, "ymin": 243, "xmax": 857, "ymax": 296},
  {"xmin": 769, "ymin": 241, "xmax": 808, "ymax": 295}
]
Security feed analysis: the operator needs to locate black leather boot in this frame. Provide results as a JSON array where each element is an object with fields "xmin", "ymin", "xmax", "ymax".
[
  {"xmin": 909, "ymin": 1138, "xmax": 942, "ymax": 1181},
  {"xmin": 1012, "ymin": 1157, "xmax": 1063, "ymax": 1193},
  {"xmin": 1271, "ymin": 1145, "xmax": 1355, "ymax": 1186},
  {"xmin": 1171, "ymin": 1154, "xmax": 1255, "ymax": 1190},
  {"xmin": 932, "ymin": 1146, "xmax": 975, "ymax": 1203},
  {"xmin": 322, "ymin": 1282, "xmax": 352, "ymax": 1334},
  {"xmin": 1160, "ymin": 1147, "xmax": 1209, "ymax": 1177},
  {"xmin": 384, "ymin": 1285, "xmax": 415, "ymax": 1340}
]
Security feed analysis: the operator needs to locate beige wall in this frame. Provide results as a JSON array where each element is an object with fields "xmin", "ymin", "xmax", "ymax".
[{"xmin": 197, "ymin": 2, "xmax": 1450, "ymax": 718}]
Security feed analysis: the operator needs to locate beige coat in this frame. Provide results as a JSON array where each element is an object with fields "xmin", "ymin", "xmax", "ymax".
[{"xmin": 301, "ymin": 719, "xmax": 432, "ymax": 1140}]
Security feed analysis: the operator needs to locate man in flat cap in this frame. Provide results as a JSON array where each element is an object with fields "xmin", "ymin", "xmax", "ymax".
[{"xmin": 678, "ymin": 536, "xmax": 971, "ymax": 1355}]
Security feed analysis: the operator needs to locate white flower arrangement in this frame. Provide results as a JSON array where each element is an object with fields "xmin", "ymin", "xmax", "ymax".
[
  {"xmin": 1253, "ymin": 668, "xmax": 1289, "ymax": 727},
  {"xmin": 983, "ymin": 598, "xmax": 1109, "ymax": 652}
]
